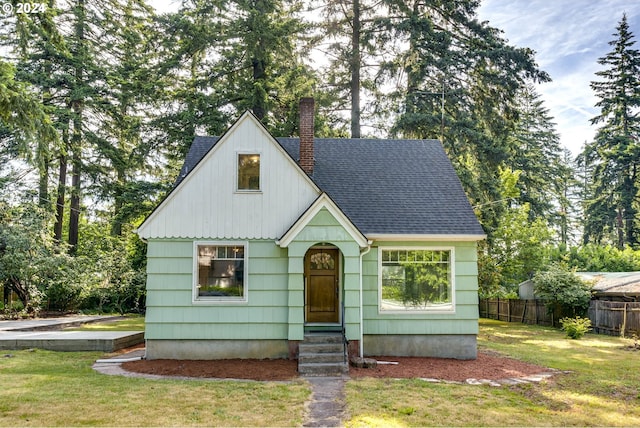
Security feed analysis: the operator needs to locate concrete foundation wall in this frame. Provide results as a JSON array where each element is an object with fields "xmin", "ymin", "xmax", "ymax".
[
  {"xmin": 146, "ymin": 339, "xmax": 289, "ymax": 360},
  {"xmin": 363, "ymin": 334, "xmax": 477, "ymax": 359}
]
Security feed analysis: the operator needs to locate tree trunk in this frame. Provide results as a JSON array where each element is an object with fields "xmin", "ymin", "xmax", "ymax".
[
  {"xmin": 37, "ymin": 153, "xmax": 49, "ymax": 208},
  {"xmin": 350, "ymin": 0, "xmax": 360, "ymax": 138},
  {"xmin": 68, "ymin": 0, "xmax": 86, "ymax": 255},
  {"xmin": 53, "ymin": 151, "xmax": 67, "ymax": 243},
  {"xmin": 111, "ymin": 168, "xmax": 124, "ymax": 236},
  {"xmin": 616, "ymin": 206, "xmax": 624, "ymax": 249},
  {"xmin": 250, "ymin": 0, "xmax": 268, "ymax": 121},
  {"xmin": 68, "ymin": 142, "xmax": 80, "ymax": 254},
  {"xmin": 8, "ymin": 277, "xmax": 30, "ymax": 311}
]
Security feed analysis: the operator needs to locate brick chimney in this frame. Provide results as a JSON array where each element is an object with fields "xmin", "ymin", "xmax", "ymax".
[{"xmin": 299, "ymin": 97, "xmax": 315, "ymax": 175}]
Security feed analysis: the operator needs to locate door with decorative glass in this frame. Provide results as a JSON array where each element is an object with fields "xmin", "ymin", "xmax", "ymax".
[{"xmin": 304, "ymin": 248, "xmax": 339, "ymax": 323}]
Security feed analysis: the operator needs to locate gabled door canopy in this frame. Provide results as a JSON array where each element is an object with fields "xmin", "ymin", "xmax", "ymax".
[{"xmin": 276, "ymin": 193, "xmax": 371, "ymax": 249}]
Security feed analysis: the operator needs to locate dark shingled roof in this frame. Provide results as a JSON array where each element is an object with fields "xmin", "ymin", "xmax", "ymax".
[{"xmin": 177, "ymin": 136, "xmax": 485, "ymax": 236}]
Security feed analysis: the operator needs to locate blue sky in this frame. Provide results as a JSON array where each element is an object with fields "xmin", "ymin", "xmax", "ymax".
[{"xmin": 477, "ymin": 0, "xmax": 640, "ymax": 155}]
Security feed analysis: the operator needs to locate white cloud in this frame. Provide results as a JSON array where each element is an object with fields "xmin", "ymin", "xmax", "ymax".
[{"xmin": 478, "ymin": 0, "xmax": 640, "ymax": 155}]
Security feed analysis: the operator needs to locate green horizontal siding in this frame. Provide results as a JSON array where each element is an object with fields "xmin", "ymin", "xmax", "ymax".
[
  {"xmin": 144, "ymin": 232, "xmax": 481, "ymax": 344},
  {"xmin": 145, "ymin": 239, "xmax": 290, "ymax": 340},
  {"xmin": 146, "ymin": 274, "xmax": 191, "ymax": 291},
  {"xmin": 145, "ymin": 305, "xmax": 288, "ymax": 323},
  {"xmin": 146, "ymin": 322, "xmax": 287, "ymax": 340},
  {"xmin": 363, "ymin": 318, "xmax": 479, "ymax": 335},
  {"xmin": 147, "ymin": 257, "xmax": 192, "ymax": 274},
  {"xmin": 362, "ymin": 241, "xmax": 479, "ymax": 336},
  {"xmin": 146, "ymin": 240, "xmax": 193, "ymax": 257}
]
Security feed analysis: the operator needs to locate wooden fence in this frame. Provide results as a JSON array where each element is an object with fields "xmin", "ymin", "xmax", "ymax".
[
  {"xmin": 588, "ymin": 301, "xmax": 640, "ymax": 336},
  {"xmin": 479, "ymin": 298, "xmax": 640, "ymax": 337},
  {"xmin": 479, "ymin": 298, "xmax": 554, "ymax": 326}
]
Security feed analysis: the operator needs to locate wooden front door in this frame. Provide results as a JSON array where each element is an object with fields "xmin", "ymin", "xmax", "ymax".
[{"xmin": 305, "ymin": 248, "xmax": 340, "ymax": 323}]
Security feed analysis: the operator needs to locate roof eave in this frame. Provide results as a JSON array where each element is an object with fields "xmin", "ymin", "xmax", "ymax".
[{"xmin": 367, "ymin": 233, "xmax": 486, "ymax": 242}]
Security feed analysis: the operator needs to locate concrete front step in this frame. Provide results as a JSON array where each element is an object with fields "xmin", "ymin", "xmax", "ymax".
[
  {"xmin": 299, "ymin": 351, "xmax": 345, "ymax": 364},
  {"xmin": 298, "ymin": 332, "xmax": 348, "ymax": 376},
  {"xmin": 298, "ymin": 361, "xmax": 349, "ymax": 377},
  {"xmin": 299, "ymin": 342, "xmax": 343, "ymax": 354},
  {"xmin": 303, "ymin": 332, "xmax": 343, "ymax": 344}
]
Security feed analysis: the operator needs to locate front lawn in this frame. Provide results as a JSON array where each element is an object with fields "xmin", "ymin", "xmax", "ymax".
[
  {"xmin": 2, "ymin": 318, "xmax": 639, "ymax": 426},
  {"xmin": 345, "ymin": 319, "xmax": 640, "ymax": 427},
  {"xmin": 0, "ymin": 349, "xmax": 309, "ymax": 427},
  {"xmin": 66, "ymin": 314, "xmax": 145, "ymax": 331}
]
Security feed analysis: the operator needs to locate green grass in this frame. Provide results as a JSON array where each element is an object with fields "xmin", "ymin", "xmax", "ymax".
[
  {"xmin": 4, "ymin": 318, "xmax": 640, "ymax": 426},
  {"xmin": 345, "ymin": 319, "xmax": 640, "ymax": 427},
  {"xmin": 0, "ymin": 349, "xmax": 309, "ymax": 426},
  {"xmin": 67, "ymin": 315, "xmax": 145, "ymax": 331}
]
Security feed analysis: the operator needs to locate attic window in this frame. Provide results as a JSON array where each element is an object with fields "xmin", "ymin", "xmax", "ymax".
[{"xmin": 238, "ymin": 154, "xmax": 260, "ymax": 191}]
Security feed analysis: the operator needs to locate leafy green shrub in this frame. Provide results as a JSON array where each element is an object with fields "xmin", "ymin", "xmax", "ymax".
[
  {"xmin": 551, "ymin": 244, "xmax": 640, "ymax": 272},
  {"xmin": 45, "ymin": 280, "xmax": 84, "ymax": 312},
  {"xmin": 0, "ymin": 202, "xmax": 64, "ymax": 314},
  {"xmin": 534, "ymin": 264, "xmax": 593, "ymax": 319},
  {"xmin": 560, "ymin": 316, "xmax": 592, "ymax": 339},
  {"xmin": 76, "ymin": 228, "xmax": 146, "ymax": 314}
]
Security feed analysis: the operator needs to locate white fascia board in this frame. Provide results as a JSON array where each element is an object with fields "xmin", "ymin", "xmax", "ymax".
[
  {"xmin": 137, "ymin": 111, "xmax": 320, "ymax": 238},
  {"xmin": 277, "ymin": 193, "xmax": 370, "ymax": 248},
  {"xmin": 367, "ymin": 233, "xmax": 487, "ymax": 242},
  {"xmin": 137, "ymin": 113, "xmax": 252, "ymax": 237}
]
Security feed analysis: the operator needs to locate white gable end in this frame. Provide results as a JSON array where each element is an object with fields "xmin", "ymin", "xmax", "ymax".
[{"xmin": 137, "ymin": 112, "xmax": 321, "ymax": 239}]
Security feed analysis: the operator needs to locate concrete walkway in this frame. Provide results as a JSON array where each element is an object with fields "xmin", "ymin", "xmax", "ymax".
[{"xmin": 303, "ymin": 376, "xmax": 348, "ymax": 427}]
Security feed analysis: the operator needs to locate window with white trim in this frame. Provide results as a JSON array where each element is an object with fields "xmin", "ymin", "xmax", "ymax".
[
  {"xmin": 379, "ymin": 248, "xmax": 454, "ymax": 312},
  {"xmin": 237, "ymin": 153, "xmax": 260, "ymax": 191},
  {"xmin": 194, "ymin": 243, "xmax": 247, "ymax": 302}
]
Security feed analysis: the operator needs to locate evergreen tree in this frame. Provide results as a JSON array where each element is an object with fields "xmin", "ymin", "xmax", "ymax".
[
  {"xmin": 507, "ymin": 85, "xmax": 575, "ymax": 244},
  {"xmin": 0, "ymin": 2, "xmax": 61, "ymax": 210},
  {"xmin": 371, "ymin": 0, "xmax": 549, "ymax": 240},
  {"xmin": 555, "ymin": 149, "xmax": 581, "ymax": 246},
  {"xmin": 154, "ymin": 0, "xmax": 320, "ymax": 172},
  {"xmin": 215, "ymin": 0, "xmax": 319, "ymax": 133},
  {"xmin": 87, "ymin": 0, "xmax": 161, "ymax": 236},
  {"xmin": 311, "ymin": 0, "xmax": 382, "ymax": 137},
  {"xmin": 151, "ymin": 1, "xmax": 229, "ymax": 169},
  {"xmin": 582, "ymin": 14, "xmax": 640, "ymax": 248}
]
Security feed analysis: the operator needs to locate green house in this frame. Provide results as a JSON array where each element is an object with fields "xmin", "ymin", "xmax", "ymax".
[{"xmin": 136, "ymin": 98, "xmax": 485, "ymax": 364}]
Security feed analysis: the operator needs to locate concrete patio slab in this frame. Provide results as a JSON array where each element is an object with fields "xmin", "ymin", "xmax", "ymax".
[
  {"xmin": 0, "ymin": 315, "xmax": 123, "ymax": 332},
  {"xmin": 0, "ymin": 330, "xmax": 144, "ymax": 352},
  {"xmin": 0, "ymin": 316, "xmax": 144, "ymax": 352}
]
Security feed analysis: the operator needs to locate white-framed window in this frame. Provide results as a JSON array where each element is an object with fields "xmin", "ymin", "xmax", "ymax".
[
  {"xmin": 378, "ymin": 247, "xmax": 455, "ymax": 313},
  {"xmin": 193, "ymin": 242, "xmax": 248, "ymax": 303},
  {"xmin": 237, "ymin": 153, "xmax": 260, "ymax": 191}
]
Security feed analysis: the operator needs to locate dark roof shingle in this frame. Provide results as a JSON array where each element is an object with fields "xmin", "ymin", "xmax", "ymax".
[{"xmin": 179, "ymin": 136, "xmax": 484, "ymax": 236}]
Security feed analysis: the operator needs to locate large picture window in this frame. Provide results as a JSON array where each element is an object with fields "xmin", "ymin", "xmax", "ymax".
[
  {"xmin": 237, "ymin": 153, "xmax": 260, "ymax": 191},
  {"xmin": 379, "ymin": 248, "xmax": 454, "ymax": 312},
  {"xmin": 194, "ymin": 243, "xmax": 247, "ymax": 302}
]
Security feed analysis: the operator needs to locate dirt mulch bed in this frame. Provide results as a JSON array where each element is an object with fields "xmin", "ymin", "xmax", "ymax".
[
  {"xmin": 349, "ymin": 352, "xmax": 549, "ymax": 381},
  {"xmin": 122, "ymin": 358, "xmax": 299, "ymax": 381},
  {"xmin": 121, "ymin": 351, "xmax": 549, "ymax": 382}
]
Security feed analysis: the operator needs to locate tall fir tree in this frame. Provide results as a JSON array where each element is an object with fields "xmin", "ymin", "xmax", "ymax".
[
  {"xmin": 86, "ymin": 0, "xmax": 161, "ymax": 236},
  {"xmin": 371, "ymin": 0, "xmax": 549, "ymax": 241},
  {"xmin": 555, "ymin": 149, "xmax": 581, "ymax": 246},
  {"xmin": 311, "ymin": 0, "xmax": 382, "ymax": 137},
  {"xmin": 0, "ymin": 1, "xmax": 61, "ymax": 211},
  {"xmin": 507, "ymin": 85, "xmax": 567, "ymax": 225},
  {"xmin": 582, "ymin": 14, "xmax": 640, "ymax": 248}
]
